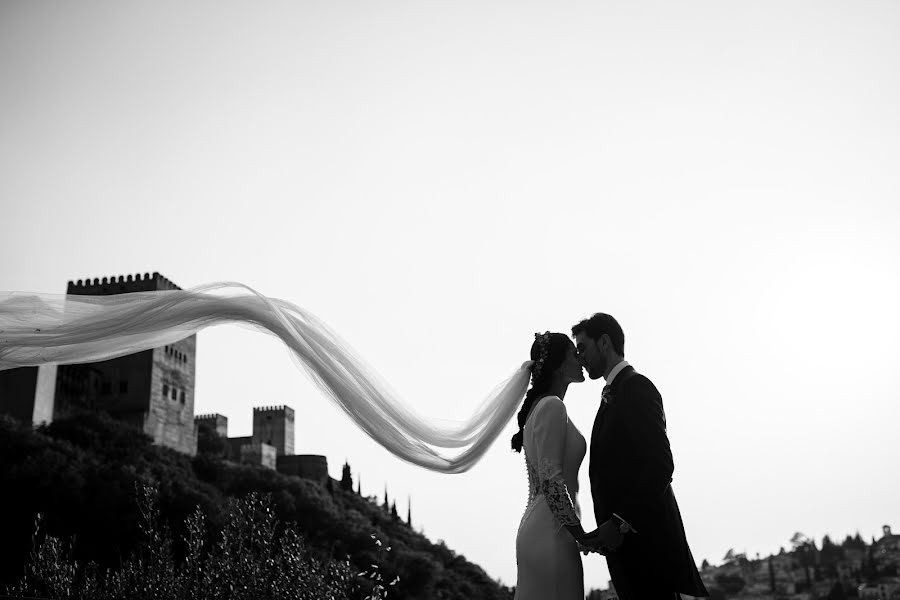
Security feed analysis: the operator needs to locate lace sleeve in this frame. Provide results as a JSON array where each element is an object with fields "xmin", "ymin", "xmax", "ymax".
[
  {"xmin": 531, "ymin": 397, "xmax": 580, "ymax": 530},
  {"xmin": 538, "ymin": 457, "xmax": 579, "ymax": 528}
]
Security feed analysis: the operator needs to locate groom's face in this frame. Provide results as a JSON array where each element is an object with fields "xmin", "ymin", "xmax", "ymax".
[{"xmin": 574, "ymin": 332, "xmax": 606, "ymax": 380}]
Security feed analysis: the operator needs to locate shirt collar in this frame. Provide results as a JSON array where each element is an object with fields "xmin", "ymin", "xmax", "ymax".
[{"xmin": 605, "ymin": 360, "xmax": 630, "ymax": 387}]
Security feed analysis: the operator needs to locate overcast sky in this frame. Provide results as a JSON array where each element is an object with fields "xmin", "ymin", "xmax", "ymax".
[{"xmin": 2, "ymin": 0, "xmax": 899, "ymax": 591}]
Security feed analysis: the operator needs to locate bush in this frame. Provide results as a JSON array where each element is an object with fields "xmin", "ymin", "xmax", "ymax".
[
  {"xmin": 7, "ymin": 484, "xmax": 379, "ymax": 600},
  {"xmin": 1, "ymin": 413, "xmax": 513, "ymax": 600}
]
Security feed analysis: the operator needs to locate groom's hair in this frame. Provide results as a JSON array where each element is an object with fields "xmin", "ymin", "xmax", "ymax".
[{"xmin": 571, "ymin": 313, "xmax": 625, "ymax": 356}]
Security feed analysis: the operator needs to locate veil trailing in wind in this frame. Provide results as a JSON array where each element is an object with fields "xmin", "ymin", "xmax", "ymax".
[{"xmin": 0, "ymin": 282, "xmax": 532, "ymax": 473}]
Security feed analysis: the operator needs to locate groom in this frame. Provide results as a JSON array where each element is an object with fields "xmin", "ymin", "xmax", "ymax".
[{"xmin": 573, "ymin": 313, "xmax": 708, "ymax": 600}]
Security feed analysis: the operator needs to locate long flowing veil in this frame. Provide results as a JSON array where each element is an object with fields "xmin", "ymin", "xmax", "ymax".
[{"xmin": 0, "ymin": 282, "xmax": 532, "ymax": 473}]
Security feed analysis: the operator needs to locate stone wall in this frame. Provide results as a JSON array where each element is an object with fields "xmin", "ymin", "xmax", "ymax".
[
  {"xmin": 240, "ymin": 442, "xmax": 277, "ymax": 470},
  {"xmin": 148, "ymin": 336, "xmax": 197, "ymax": 455},
  {"xmin": 227, "ymin": 436, "xmax": 253, "ymax": 460},
  {"xmin": 276, "ymin": 455, "xmax": 328, "ymax": 484}
]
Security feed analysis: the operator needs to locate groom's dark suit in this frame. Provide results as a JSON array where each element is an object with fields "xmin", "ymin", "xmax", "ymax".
[{"xmin": 589, "ymin": 365, "xmax": 708, "ymax": 599}]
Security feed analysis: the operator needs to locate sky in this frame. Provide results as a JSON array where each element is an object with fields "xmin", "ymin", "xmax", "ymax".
[{"xmin": 2, "ymin": 0, "xmax": 899, "ymax": 591}]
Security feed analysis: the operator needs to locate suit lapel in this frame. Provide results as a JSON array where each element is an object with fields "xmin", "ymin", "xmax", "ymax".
[
  {"xmin": 595, "ymin": 366, "xmax": 634, "ymax": 425},
  {"xmin": 590, "ymin": 366, "xmax": 635, "ymax": 463},
  {"xmin": 609, "ymin": 365, "xmax": 635, "ymax": 397}
]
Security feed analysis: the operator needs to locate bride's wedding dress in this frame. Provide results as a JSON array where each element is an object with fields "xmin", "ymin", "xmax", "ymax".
[{"xmin": 516, "ymin": 396, "xmax": 586, "ymax": 600}]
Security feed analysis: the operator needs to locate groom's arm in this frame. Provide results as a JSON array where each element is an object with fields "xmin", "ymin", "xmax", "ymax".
[{"xmin": 613, "ymin": 376, "xmax": 674, "ymax": 533}]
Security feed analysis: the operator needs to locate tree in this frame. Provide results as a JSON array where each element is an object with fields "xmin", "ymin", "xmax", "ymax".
[
  {"xmin": 826, "ymin": 581, "xmax": 847, "ymax": 600},
  {"xmin": 791, "ymin": 532, "xmax": 815, "ymax": 589},
  {"xmin": 821, "ymin": 534, "xmax": 843, "ymax": 566},
  {"xmin": 864, "ymin": 546, "xmax": 878, "ymax": 578},
  {"xmin": 701, "ymin": 558, "xmax": 710, "ymax": 570},
  {"xmin": 769, "ymin": 557, "xmax": 776, "ymax": 592},
  {"xmin": 0, "ymin": 414, "xmax": 517, "ymax": 600},
  {"xmin": 791, "ymin": 532, "xmax": 811, "ymax": 550},
  {"xmin": 340, "ymin": 461, "xmax": 353, "ymax": 492},
  {"xmin": 196, "ymin": 421, "xmax": 227, "ymax": 457},
  {"xmin": 714, "ymin": 573, "xmax": 745, "ymax": 594}
]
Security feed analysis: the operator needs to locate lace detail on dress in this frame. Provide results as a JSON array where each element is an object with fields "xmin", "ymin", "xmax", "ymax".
[{"xmin": 537, "ymin": 457, "xmax": 579, "ymax": 528}]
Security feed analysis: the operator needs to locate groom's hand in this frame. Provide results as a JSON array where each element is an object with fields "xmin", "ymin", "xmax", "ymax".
[
  {"xmin": 586, "ymin": 519, "xmax": 625, "ymax": 553},
  {"xmin": 579, "ymin": 527, "xmax": 617, "ymax": 555},
  {"xmin": 577, "ymin": 530, "xmax": 604, "ymax": 555}
]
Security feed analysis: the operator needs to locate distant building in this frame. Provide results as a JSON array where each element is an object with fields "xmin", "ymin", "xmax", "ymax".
[
  {"xmin": 195, "ymin": 413, "xmax": 228, "ymax": 437},
  {"xmin": 875, "ymin": 526, "xmax": 900, "ymax": 571},
  {"xmin": 252, "ymin": 405, "xmax": 294, "ymax": 456},
  {"xmin": 2, "ymin": 272, "xmax": 331, "ymax": 485},
  {"xmin": 194, "ymin": 408, "xmax": 327, "ymax": 483},
  {"xmin": 859, "ymin": 576, "xmax": 900, "ymax": 599},
  {"xmin": 276, "ymin": 454, "xmax": 329, "ymax": 483},
  {"xmin": 0, "ymin": 272, "xmax": 197, "ymax": 455},
  {"xmin": 240, "ymin": 441, "xmax": 278, "ymax": 470}
]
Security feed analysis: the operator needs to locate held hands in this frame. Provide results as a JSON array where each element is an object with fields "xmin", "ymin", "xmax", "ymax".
[{"xmin": 578, "ymin": 519, "xmax": 625, "ymax": 555}]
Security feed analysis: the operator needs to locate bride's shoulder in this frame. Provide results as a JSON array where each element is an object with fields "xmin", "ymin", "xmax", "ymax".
[{"xmin": 532, "ymin": 395, "xmax": 566, "ymax": 417}]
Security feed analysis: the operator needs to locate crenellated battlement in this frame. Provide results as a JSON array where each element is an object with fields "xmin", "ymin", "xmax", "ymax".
[
  {"xmin": 195, "ymin": 413, "xmax": 228, "ymax": 438},
  {"xmin": 67, "ymin": 272, "xmax": 182, "ymax": 296},
  {"xmin": 253, "ymin": 405, "xmax": 294, "ymax": 415},
  {"xmin": 194, "ymin": 413, "xmax": 226, "ymax": 421}
]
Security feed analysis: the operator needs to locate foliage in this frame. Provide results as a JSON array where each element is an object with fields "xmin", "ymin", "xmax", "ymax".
[
  {"xmin": 0, "ymin": 413, "xmax": 513, "ymax": 600},
  {"xmin": 7, "ymin": 486, "xmax": 372, "ymax": 600},
  {"xmin": 713, "ymin": 572, "xmax": 746, "ymax": 594}
]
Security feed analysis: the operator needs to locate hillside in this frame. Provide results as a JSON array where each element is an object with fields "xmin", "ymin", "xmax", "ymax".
[{"xmin": 0, "ymin": 413, "xmax": 513, "ymax": 600}]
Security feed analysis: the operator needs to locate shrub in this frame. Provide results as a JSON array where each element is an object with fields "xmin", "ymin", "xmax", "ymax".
[{"xmin": 6, "ymin": 483, "xmax": 381, "ymax": 600}]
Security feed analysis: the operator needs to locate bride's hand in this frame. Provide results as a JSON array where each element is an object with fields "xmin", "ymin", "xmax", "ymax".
[{"xmin": 577, "ymin": 530, "xmax": 607, "ymax": 555}]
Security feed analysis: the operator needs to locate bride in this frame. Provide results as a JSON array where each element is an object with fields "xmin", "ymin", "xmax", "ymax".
[
  {"xmin": 0, "ymin": 284, "xmax": 598, "ymax": 594},
  {"xmin": 512, "ymin": 332, "xmax": 595, "ymax": 599}
]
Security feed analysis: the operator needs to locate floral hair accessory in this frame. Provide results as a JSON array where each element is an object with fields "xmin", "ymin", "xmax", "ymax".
[{"xmin": 531, "ymin": 331, "xmax": 552, "ymax": 381}]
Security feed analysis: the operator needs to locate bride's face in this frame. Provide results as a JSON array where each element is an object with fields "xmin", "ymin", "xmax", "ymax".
[
  {"xmin": 559, "ymin": 343, "xmax": 586, "ymax": 384},
  {"xmin": 574, "ymin": 332, "xmax": 604, "ymax": 380}
]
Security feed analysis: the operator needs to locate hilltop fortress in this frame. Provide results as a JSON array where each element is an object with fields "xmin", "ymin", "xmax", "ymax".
[{"xmin": 0, "ymin": 272, "xmax": 327, "ymax": 483}]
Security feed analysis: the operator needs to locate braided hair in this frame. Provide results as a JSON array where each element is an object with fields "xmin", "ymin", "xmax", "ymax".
[{"xmin": 510, "ymin": 332, "xmax": 572, "ymax": 453}]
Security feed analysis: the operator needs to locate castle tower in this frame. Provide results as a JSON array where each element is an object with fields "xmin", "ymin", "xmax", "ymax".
[
  {"xmin": 0, "ymin": 272, "xmax": 198, "ymax": 455},
  {"xmin": 194, "ymin": 413, "xmax": 228, "ymax": 437},
  {"xmin": 252, "ymin": 405, "xmax": 294, "ymax": 456}
]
